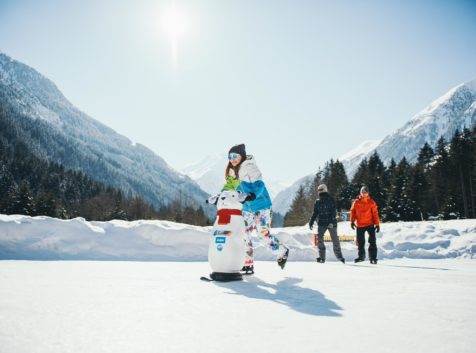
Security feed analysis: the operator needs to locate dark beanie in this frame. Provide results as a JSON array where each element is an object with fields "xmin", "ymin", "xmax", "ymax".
[{"xmin": 228, "ymin": 144, "xmax": 246, "ymax": 161}]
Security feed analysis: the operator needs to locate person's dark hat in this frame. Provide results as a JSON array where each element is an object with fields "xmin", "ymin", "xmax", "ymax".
[
  {"xmin": 360, "ymin": 186, "xmax": 369, "ymax": 194},
  {"xmin": 317, "ymin": 184, "xmax": 328, "ymax": 192},
  {"xmin": 228, "ymin": 144, "xmax": 246, "ymax": 161}
]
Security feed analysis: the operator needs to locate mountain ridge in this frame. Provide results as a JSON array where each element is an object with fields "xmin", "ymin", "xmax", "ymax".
[
  {"xmin": 0, "ymin": 52, "xmax": 210, "ymax": 212},
  {"xmin": 273, "ymin": 78, "xmax": 476, "ymax": 215}
]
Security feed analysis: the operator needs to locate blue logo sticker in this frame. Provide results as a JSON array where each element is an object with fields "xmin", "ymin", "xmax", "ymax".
[
  {"xmin": 215, "ymin": 237, "xmax": 226, "ymax": 244},
  {"xmin": 216, "ymin": 244, "xmax": 224, "ymax": 251}
]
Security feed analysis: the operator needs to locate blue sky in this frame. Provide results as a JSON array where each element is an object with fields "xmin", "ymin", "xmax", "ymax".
[{"xmin": 1, "ymin": 0, "xmax": 475, "ymax": 183}]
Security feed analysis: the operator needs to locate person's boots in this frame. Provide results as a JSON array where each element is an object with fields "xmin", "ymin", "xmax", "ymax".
[
  {"xmin": 370, "ymin": 259, "xmax": 378, "ymax": 264},
  {"xmin": 277, "ymin": 248, "xmax": 290, "ymax": 269},
  {"xmin": 338, "ymin": 257, "xmax": 345, "ymax": 264},
  {"xmin": 316, "ymin": 257, "xmax": 325, "ymax": 263},
  {"xmin": 240, "ymin": 265, "xmax": 254, "ymax": 274},
  {"xmin": 354, "ymin": 257, "xmax": 365, "ymax": 263}
]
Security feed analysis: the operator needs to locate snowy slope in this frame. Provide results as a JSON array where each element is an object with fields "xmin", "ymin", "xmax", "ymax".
[
  {"xmin": 273, "ymin": 140, "xmax": 380, "ymax": 215},
  {"xmin": 339, "ymin": 139, "xmax": 382, "ymax": 177},
  {"xmin": 0, "ymin": 53, "xmax": 209, "ymax": 209},
  {"xmin": 365, "ymin": 78, "xmax": 476, "ymax": 171},
  {"xmin": 272, "ymin": 174, "xmax": 314, "ymax": 215},
  {"xmin": 0, "ymin": 214, "xmax": 474, "ymax": 260},
  {"xmin": 265, "ymin": 179, "xmax": 291, "ymax": 199},
  {"xmin": 1, "ymin": 259, "xmax": 475, "ymax": 353},
  {"xmin": 181, "ymin": 154, "xmax": 228, "ymax": 195}
]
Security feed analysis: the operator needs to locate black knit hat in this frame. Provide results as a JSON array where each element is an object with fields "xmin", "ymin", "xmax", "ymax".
[
  {"xmin": 228, "ymin": 144, "xmax": 246, "ymax": 161},
  {"xmin": 360, "ymin": 186, "xmax": 369, "ymax": 194}
]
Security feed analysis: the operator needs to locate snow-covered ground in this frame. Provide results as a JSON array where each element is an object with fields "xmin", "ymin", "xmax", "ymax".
[
  {"xmin": 0, "ymin": 259, "xmax": 475, "ymax": 353},
  {"xmin": 1, "ymin": 215, "xmax": 475, "ymax": 352},
  {"xmin": 0, "ymin": 214, "xmax": 475, "ymax": 260}
]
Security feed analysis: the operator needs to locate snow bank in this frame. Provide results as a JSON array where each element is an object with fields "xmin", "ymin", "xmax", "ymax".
[{"xmin": 0, "ymin": 214, "xmax": 475, "ymax": 260}]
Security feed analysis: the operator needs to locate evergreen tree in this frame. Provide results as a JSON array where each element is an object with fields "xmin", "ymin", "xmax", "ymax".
[
  {"xmin": 0, "ymin": 163, "xmax": 15, "ymax": 213},
  {"xmin": 352, "ymin": 158, "xmax": 369, "ymax": 186},
  {"xmin": 35, "ymin": 192, "xmax": 59, "ymax": 218},
  {"xmin": 366, "ymin": 152, "xmax": 387, "ymax": 212},
  {"xmin": 7, "ymin": 182, "xmax": 34, "ymax": 215},
  {"xmin": 417, "ymin": 142, "xmax": 435, "ymax": 170},
  {"xmin": 408, "ymin": 164, "xmax": 430, "ymax": 220},
  {"xmin": 448, "ymin": 129, "xmax": 474, "ymax": 218},
  {"xmin": 321, "ymin": 159, "xmax": 349, "ymax": 210},
  {"xmin": 284, "ymin": 185, "xmax": 310, "ymax": 226},
  {"xmin": 384, "ymin": 158, "xmax": 414, "ymax": 221},
  {"xmin": 429, "ymin": 137, "xmax": 451, "ymax": 218}
]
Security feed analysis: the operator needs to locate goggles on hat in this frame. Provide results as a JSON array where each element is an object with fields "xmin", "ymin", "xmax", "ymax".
[{"xmin": 228, "ymin": 153, "xmax": 240, "ymax": 160}]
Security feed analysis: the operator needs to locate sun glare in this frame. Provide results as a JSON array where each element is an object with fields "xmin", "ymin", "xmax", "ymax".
[
  {"xmin": 162, "ymin": 5, "xmax": 188, "ymax": 38},
  {"xmin": 161, "ymin": 3, "xmax": 188, "ymax": 68}
]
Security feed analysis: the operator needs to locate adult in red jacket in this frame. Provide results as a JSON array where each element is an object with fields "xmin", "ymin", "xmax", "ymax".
[{"xmin": 350, "ymin": 186, "xmax": 381, "ymax": 264}]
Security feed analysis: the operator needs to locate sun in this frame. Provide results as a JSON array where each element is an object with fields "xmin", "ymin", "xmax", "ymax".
[
  {"xmin": 161, "ymin": 3, "xmax": 188, "ymax": 68},
  {"xmin": 162, "ymin": 4, "xmax": 188, "ymax": 38}
]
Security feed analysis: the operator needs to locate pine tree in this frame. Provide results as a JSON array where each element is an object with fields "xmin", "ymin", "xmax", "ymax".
[
  {"xmin": 470, "ymin": 127, "xmax": 476, "ymax": 218},
  {"xmin": 7, "ymin": 182, "xmax": 34, "ymax": 215},
  {"xmin": 408, "ymin": 164, "xmax": 430, "ymax": 220},
  {"xmin": 352, "ymin": 158, "xmax": 369, "ymax": 186},
  {"xmin": 0, "ymin": 163, "xmax": 15, "ymax": 213},
  {"xmin": 321, "ymin": 159, "xmax": 349, "ymax": 210},
  {"xmin": 449, "ymin": 129, "xmax": 474, "ymax": 218},
  {"xmin": 284, "ymin": 185, "xmax": 311, "ymax": 226},
  {"xmin": 366, "ymin": 152, "xmax": 387, "ymax": 212},
  {"xmin": 35, "ymin": 192, "xmax": 58, "ymax": 218},
  {"xmin": 417, "ymin": 142, "xmax": 435, "ymax": 170},
  {"xmin": 384, "ymin": 158, "xmax": 414, "ymax": 221},
  {"xmin": 429, "ymin": 137, "xmax": 451, "ymax": 218}
]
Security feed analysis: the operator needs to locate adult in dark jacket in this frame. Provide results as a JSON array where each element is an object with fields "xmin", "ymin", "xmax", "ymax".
[{"xmin": 308, "ymin": 184, "xmax": 345, "ymax": 263}]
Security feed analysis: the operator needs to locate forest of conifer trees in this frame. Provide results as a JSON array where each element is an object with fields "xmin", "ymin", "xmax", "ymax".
[
  {"xmin": 284, "ymin": 127, "xmax": 476, "ymax": 226},
  {"xmin": 0, "ymin": 135, "xmax": 211, "ymax": 226}
]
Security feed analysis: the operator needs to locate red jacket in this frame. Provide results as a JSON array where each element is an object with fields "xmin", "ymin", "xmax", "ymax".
[{"xmin": 350, "ymin": 196, "xmax": 380, "ymax": 228}]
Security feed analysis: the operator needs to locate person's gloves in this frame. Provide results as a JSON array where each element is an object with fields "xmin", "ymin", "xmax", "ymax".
[
  {"xmin": 309, "ymin": 222, "xmax": 313, "ymax": 230},
  {"xmin": 245, "ymin": 192, "xmax": 256, "ymax": 202},
  {"xmin": 375, "ymin": 225, "xmax": 380, "ymax": 233},
  {"xmin": 351, "ymin": 222, "xmax": 356, "ymax": 230}
]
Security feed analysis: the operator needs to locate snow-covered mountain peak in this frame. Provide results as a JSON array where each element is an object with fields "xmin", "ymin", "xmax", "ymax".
[
  {"xmin": 182, "ymin": 153, "xmax": 226, "ymax": 180},
  {"xmin": 388, "ymin": 78, "xmax": 476, "ymax": 154},
  {"xmin": 339, "ymin": 140, "xmax": 381, "ymax": 161},
  {"xmin": 464, "ymin": 77, "xmax": 476, "ymax": 91},
  {"xmin": 273, "ymin": 78, "xmax": 476, "ymax": 216}
]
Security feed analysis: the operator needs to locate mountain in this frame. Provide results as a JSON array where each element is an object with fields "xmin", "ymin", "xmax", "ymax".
[
  {"xmin": 181, "ymin": 154, "xmax": 288, "ymax": 198},
  {"xmin": 273, "ymin": 78, "xmax": 476, "ymax": 215},
  {"xmin": 272, "ymin": 174, "xmax": 314, "ymax": 216},
  {"xmin": 339, "ymin": 139, "xmax": 381, "ymax": 176},
  {"xmin": 181, "ymin": 154, "xmax": 227, "ymax": 195},
  {"xmin": 0, "ymin": 52, "xmax": 209, "ymax": 211},
  {"xmin": 344, "ymin": 78, "xmax": 476, "ymax": 176}
]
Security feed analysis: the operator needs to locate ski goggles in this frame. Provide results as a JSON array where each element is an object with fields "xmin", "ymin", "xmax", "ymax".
[{"xmin": 228, "ymin": 153, "xmax": 240, "ymax": 160}]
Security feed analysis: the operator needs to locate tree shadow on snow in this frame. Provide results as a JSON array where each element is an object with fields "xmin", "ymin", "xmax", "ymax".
[{"xmin": 215, "ymin": 277, "xmax": 343, "ymax": 317}]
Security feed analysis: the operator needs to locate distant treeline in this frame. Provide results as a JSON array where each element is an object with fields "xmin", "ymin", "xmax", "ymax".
[
  {"xmin": 0, "ymin": 110, "xmax": 210, "ymax": 225},
  {"xmin": 284, "ymin": 127, "xmax": 476, "ymax": 226}
]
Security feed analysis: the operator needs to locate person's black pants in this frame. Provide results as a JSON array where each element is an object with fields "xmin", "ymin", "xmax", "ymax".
[{"xmin": 356, "ymin": 225, "xmax": 377, "ymax": 260}]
